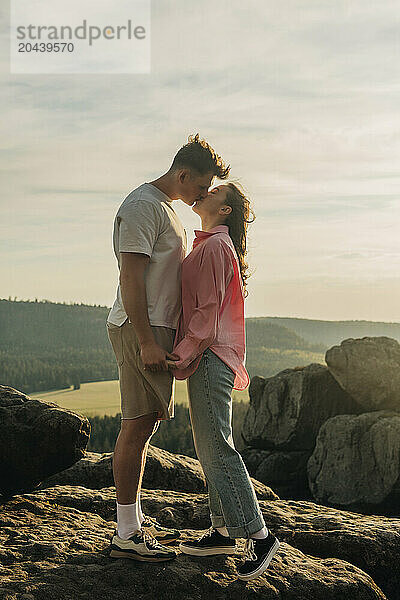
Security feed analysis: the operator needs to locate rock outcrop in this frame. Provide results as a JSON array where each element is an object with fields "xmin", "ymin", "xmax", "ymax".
[
  {"xmin": 39, "ymin": 448, "xmax": 278, "ymax": 500},
  {"xmin": 242, "ymin": 363, "xmax": 360, "ymax": 451},
  {"xmin": 0, "ymin": 386, "xmax": 90, "ymax": 497},
  {"xmin": 3, "ymin": 335, "xmax": 400, "ymax": 599},
  {"xmin": 1, "ymin": 483, "xmax": 397, "ymax": 599},
  {"xmin": 241, "ymin": 338, "xmax": 400, "ymax": 510},
  {"xmin": 241, "ymin": 447, "xmax": 311, "ymax": 499},
  {"xmin": 308, "ymin": 410, "xmax": 400, "ymax": 510},
  {"xmin": 325, "ymin": 336, "xmax": 400, "ymax": 411},
  {"xmin": 240, "ymin": 363, "xmax": 361, "ymax": 499}
]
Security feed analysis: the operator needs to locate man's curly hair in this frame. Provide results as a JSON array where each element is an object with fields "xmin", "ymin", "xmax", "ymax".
[{"xmin": 171, "ymin": 134, "xmax": 230, "ymax": 179}]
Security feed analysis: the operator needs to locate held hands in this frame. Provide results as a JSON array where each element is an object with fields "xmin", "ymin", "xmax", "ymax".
[
  {"xmin": 140, "ymin": 340, "xmax": 179, "ymax": 372},
  {"xmin": 166, "ymin": 358, "xmax": 179, "ymax": 369}
]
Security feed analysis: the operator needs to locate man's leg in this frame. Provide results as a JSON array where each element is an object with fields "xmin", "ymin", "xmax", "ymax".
[
  {"xmin": 108, "ymin": 410, "xmax": 176, "ymax": 562},
  {"xmin": 136, "ymin": 419, "xmax": 160, "ymax": 523},
  {"xmin": 112, "ymin": 412, "xmax": 158, "ymax": 538},
  {"xmin": 113, "ymin": 412, "xmax": 158, "ymax": 504},
  {"xmin": 107, "ymin": 321, "xmax": 178, "ymax": 541}
]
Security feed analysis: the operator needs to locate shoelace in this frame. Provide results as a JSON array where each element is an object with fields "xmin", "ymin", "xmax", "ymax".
[
  {"xmin": 142, "ymin": 515, "xmax": 156, "ymax": 525},
  {"xmin": 200, "ymin": 527, "xmax": 215, "ymax": 540},
  {"xmin": 243, "ymin": 539, "xmax": 258, "ymax": 562},
  {"xmin": 143, "ymin": 516, "xmax": 175, "ymax": 532},
  {"xmin": 142, "ymin": 530, "xmax": 166, "ymax": 550}
]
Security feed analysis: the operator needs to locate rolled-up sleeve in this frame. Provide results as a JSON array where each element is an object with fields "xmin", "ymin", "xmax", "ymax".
[
  {"xmin": 118, "ymin": 199, "xmax": 163, "ymax": 257},
  {"xmin": 173, "ymin": 241, "xmax": 232, "ymax": 369}
]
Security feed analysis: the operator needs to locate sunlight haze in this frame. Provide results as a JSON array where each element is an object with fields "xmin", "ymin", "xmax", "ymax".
[{"xmin": 1, "ymin": 1, "xmax": 399, "ymax": 321}]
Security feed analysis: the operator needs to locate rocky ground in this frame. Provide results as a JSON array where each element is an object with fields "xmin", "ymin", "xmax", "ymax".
[
  {"xmin": 2, "ymin": 343, "xmax": 400, "ymax": 600},
  {"xmin": 1, "ymin": 481, "xmax": 399, "ymax": 599}
]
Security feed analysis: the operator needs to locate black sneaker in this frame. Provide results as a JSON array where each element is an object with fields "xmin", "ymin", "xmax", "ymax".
[
  {"xmin": 237, "ymin": 534, "xmax": 280, "ymax": 581},
  {"xmin": 179, "ymin": 527, "xmax": 237, "ymax": 556}
]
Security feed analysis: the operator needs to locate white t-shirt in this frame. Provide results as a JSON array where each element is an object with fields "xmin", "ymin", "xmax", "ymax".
[{"xmin": 107, "ymin": 183, "xmax": 187, "ymax": 328}]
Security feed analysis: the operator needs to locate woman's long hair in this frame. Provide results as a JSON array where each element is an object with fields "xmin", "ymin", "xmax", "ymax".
[{"xmin": 223, "ymin": 182, "xmax": 255, "ymax": 297}]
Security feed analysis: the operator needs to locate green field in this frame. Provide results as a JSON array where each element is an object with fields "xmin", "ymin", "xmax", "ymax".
[{"xmin": 31, "ymin": 379, "xmax": 249, "ymax": 417}]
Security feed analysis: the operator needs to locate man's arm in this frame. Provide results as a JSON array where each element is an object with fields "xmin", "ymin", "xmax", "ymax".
[{"xmin": 120, "ymin": 252, "xmax": 172, "ymax": 372}]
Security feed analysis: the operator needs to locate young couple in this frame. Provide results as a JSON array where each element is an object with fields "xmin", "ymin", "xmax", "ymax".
[{"xmin": 106, "ymin": 134, "xmax": 280, "ymax": 581}]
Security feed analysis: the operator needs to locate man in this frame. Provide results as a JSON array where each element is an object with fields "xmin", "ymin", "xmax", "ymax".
[{"xmin": 106, "ymin": 134, "xmax": 230, "ymax": 562}]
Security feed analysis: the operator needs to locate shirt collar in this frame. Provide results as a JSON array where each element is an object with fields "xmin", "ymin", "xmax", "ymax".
[{"xmin": 194, "ymin": 225, "xmax": 229, "ymax": 240}]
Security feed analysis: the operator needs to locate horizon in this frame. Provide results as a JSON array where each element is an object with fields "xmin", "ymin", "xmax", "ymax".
[
  {"xmin": 2, "ymin": 296, "xmax": 400, "ymax": 326},
  {"xmin": 1, "ymin": 1, "xmax": 399, "ymax": 322}
]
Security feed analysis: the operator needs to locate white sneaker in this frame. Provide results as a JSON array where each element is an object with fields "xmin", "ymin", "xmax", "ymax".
[
  {"xmin": 141, "ymin": 515, "xmax": 181, "ymax": 544},
  {"xmin": 109, "ymin": 528, "xmax": 176, "ymax": 562}
]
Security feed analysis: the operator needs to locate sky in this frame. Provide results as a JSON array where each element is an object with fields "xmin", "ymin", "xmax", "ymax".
[{"xmin": 1, "ymin": 1, "xmax": 399, "ymax": 321}]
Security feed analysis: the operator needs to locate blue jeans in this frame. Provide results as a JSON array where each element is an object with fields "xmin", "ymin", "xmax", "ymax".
[{"xmin": 187, "ymin": 348, "xmax": 266, "ymax": 538}]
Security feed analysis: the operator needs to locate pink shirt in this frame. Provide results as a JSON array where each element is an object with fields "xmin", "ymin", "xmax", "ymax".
[{"xmin": 172, "ymin": 225, "xmax": 250, "ymax": 390}]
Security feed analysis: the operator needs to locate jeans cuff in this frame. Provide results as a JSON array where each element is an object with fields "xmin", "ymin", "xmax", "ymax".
[
  {"xmin": 226, "ymin": 514, "xmax": 266, "ymax": 539},
  {"xmin": 210, "ymin": 514, "xmax": 225, "ymax": 528}
]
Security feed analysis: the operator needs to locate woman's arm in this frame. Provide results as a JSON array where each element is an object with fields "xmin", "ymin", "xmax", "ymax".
[{"xmin": 172, "ymin": 241, "xmax": 232, "ymax": 370}]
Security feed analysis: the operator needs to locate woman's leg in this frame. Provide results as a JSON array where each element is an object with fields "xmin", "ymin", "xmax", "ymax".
[
  {"xmin": 187, "ymin": 386, "xmax": 225, "ymax": 528},
  {"xmin": 206, "ymin": 478, "xmax": 225, "ymax": 529},
  {"xmin": 187, "ymin": 349, "xmax": 266, "ymax": 538}
]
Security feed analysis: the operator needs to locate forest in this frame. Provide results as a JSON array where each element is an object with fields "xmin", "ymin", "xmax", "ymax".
[
  {"xmin": 87, "ymin": 400, "xmax": 249, "ymax": 457},
  {"xmin": 2, "ymin": 297, "xmax": 398, "ymax": 395}
]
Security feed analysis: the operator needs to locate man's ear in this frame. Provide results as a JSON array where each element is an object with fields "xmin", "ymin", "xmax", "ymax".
[
  {"xmin": 220, "ymin": 205, "xmax": 232, "ymax": 215},
  {"xmin": 178, "ymin": 169, "xmax": 188, "ymax": 184}
]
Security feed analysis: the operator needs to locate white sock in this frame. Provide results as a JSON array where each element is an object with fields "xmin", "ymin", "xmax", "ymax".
[
  {"xmin": 216, "ymin": 526, "xmax": 229, "ymax": 537},
  {"xmin": 250, "ymin": 526, "xmax": 269, "ymax": 539},
  {"xmin": 137, "ymin": 492, "xmax": 144, "ymax": 524},
  {"xmin": 116, "ymin": 502, "xmax": 141, "ymax": 539}
]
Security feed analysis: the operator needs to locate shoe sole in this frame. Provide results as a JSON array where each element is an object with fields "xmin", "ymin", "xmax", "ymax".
[
  {"xmin": 179, "ymin": 543, "xmax": 237, "ymax": 556},
  {"xmin": 237, "ymin": 538, "xmax": 280, "ymax": 581},
  {"xmin": 110, "ymin": 549, "xmax": 176, "ymax": 562}
]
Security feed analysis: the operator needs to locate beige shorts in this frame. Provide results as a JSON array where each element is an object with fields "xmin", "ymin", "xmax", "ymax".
[{"xmin": 106, "ymin": 320, "xmax": 175, "ymax": 421}]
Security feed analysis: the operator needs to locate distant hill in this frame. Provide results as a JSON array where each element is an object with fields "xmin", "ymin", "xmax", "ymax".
[
  {"xmin": 2, "ymin": 298, "xmax": 396, "ymax": 394},
  {"xmin": 0, "ymin": 299, "xmax": 116, "ymax": 394},
  {"xmin": 262, "ymin": 316, "xmax": 400, "ymax": 347},
  {"xmin": 244, "ymin": 318, "xmax": 326, "ymax": 379},
  {"xmin": 245, "ymin": 319, "xmax": 325, "ymax": 352},
  {"xmin": 0, "ymin": 298, "xmax": 108, "ymax": 350}
]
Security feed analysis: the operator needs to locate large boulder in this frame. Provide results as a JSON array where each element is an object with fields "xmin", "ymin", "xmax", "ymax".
[
  {"xmin": 242, "ymin": 363, "xmax": 360, "ymax": 451},
  {"xmin": 0, "ymin": 486, "xmax": 393, "ymax": 599},
  {"xmin": 308, "ymin": 411, "xmax": 400, "ymax": 510},
  {"xmin": 39, "ymin": 448, "xmax": 279, "ymax": 500},
  {"xmin": 241, "ymin": 446, "xmax": 311, "ymax": 499},
  {"xmin": 0, "ymin": 386, "xmax": 90, "ymax": 497},
  {"xmin": 325, "ymin": 336, "xmax": 400, "ymax": 411}
]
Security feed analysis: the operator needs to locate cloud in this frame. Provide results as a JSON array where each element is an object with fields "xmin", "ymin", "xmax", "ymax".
[{"xmin": 0, "ymin": 0, "xmax": 399, "ymax": 319}]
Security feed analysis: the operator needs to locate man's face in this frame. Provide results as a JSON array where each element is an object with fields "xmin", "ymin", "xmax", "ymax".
[
  {"xmin": 178, "ymin": 170, "xmax": 215, "ymax": 206},
  {"xmin": 192, "ymin": 184, "xmax": 230, "ymax": 218}
]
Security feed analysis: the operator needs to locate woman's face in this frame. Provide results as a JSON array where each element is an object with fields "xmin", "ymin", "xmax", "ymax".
[{"xmin": 192, "ymin": 184, "xmax": 231, "ymax": 219}]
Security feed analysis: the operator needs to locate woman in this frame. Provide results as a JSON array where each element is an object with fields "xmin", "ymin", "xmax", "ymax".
[{"xmin": 169, "ymin": 182, "xmax": 280, "ymax": 581}]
